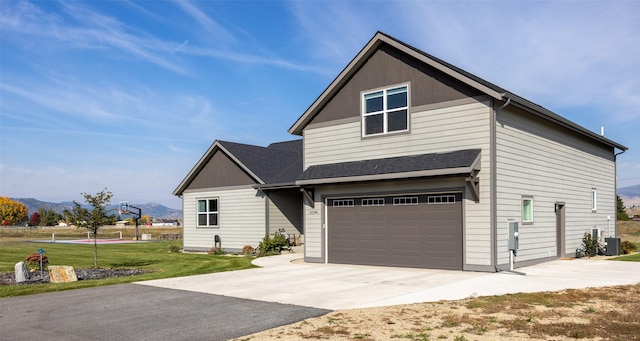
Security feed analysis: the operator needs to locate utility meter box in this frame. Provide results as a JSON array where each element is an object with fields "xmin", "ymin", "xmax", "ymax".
[{"xmin": 508, "ymin": 221, "xmax": 519, "ymax": 251}]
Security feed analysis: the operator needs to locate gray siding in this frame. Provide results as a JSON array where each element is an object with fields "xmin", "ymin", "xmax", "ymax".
[
  {"xmin": 182, "ymin": 186, "xmax": 266, "ymax": 251},
  {"xmin": 302, "ymin": 99, "xmax": 493, "ymax": 267},
  {"xmin": 186, "ymin": 151, "xmax": 256, "ymax": 191},
  {"xmin": 495, "ymin": 106, "xmax": 616, "ymax": 265},
  {"xmin": 307, "ymin": 44, "xmax": 482, "ymax": 126},
  {"xmin": 267, "ymin": 189, "xmax": 303, "ymax": 241}
]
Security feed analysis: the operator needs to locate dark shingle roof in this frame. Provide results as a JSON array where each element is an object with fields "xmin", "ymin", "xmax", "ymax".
[
  {"xmin": 219, "ymin": 139, "xmax": 302, "ymax": 184},
  {"xmin": 297, "ymin": 149, "xmax": 480, "ymax": 182}
]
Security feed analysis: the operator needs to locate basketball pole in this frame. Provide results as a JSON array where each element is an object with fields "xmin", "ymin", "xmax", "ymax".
[
  {"xmin": 119, "ymin": 201, "xmax": 142, "ymax": 241},
  {"xmin": 129, "ymin": 205, "xmax": 142, "ymax": 240}
]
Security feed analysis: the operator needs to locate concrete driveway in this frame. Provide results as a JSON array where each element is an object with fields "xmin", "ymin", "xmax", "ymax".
[{"xmin": 139, "ymin": 253, "xmax": 640, "ymax": 310}]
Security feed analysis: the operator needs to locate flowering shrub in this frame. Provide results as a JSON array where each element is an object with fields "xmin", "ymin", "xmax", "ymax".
[
  {"xmin": 24, "ymin": 252, "xmax": 49, "ymax": 271},
  {"xmin": 242, "ymin": 245, "xmax": 255, "ymax": 256}
]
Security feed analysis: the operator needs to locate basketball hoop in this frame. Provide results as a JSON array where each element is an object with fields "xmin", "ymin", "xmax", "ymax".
[{"xmin": 119, "ymin": 201, "xmax": 130, "ymax": 215}]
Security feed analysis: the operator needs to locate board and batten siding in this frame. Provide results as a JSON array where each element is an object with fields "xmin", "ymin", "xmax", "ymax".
[
  {"xmin": 182, "ymin": 186, "xmax": 266, "ymax": 252},
  {"xmin": 302, "ymin": 99, "xmax": 493, "ymax": 267},
  {"xmin": 495, "ymin": 107, "xmax": 616, "ymax": 264}
]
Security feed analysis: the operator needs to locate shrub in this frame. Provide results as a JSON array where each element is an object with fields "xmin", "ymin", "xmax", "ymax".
[
  {"xmin": 256, "ymin": 232, "xmax": 290, "ymax": 257},
  {"xmin": 242, "ymin": 245, "xmax": 255, "ymax": 256},
  {"xmin": 24, "ymin": 252, "xmax": 49, "ymax": 271},
  {"xmin": 168, "ymin": 244, "xmax": 181, "ymax": 253},
  {"xmin": 207, "ymin": 246, "xmax": 225, "ymax": 255},
  {"xmin": 581, "ymin": 232, "xmax": 599, "ymax": 258},
  {"xmin": 621, "ymin": 240, "xmax": 638, "ymax": 255}
]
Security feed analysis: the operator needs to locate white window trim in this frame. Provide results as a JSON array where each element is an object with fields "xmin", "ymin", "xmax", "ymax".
[
  {"xmin": 197, "ymin": 198, "xmax": 219, "ymax": 228},
  {"xmin": 361, "ymin": 84, "xmax": 410, "ymax": 137},
  {"xmin": 522, "ymin": 196, "xmax": 534, "ymax": 224},
  {"xmin": 362, "ymin": 198, "xmax": 385, "ymax": 206},
  {"xmin": 333, "ymin": 199, "xmax": 354, "ymax": 207},
  {"xmin": 592, "ymin": 188, "xmax": 597, "ymax": 212},
  {"xmin": 427, "ymin": 195, "xmax": 456, "ymax": 204},
  {"xmin": 393, "ymin": 197, "xmax": 419, "ymax": 205}
]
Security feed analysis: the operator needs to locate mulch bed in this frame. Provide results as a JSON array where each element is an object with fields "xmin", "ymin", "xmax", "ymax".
[{"xmin": 0, "ymin": 268, "xmax": 153, "ymax": 285}]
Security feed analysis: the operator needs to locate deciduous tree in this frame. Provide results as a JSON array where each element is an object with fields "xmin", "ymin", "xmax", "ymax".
[
  {"xmin": 63, "ymin": 189, "xmax": 116, "ymax": 268},
  {"xmin": 29, "ymin": 212, "xmax": 41, "ymax": 226},
  {"xmin": 0, "ymin": 197, "xmax": 28, "ymax": 225}
]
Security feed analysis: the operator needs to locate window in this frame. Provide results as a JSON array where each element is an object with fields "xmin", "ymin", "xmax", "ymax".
[
  {"xmin": 362, "ymin": 198, "xmax": 385, "ymax": 206},
  {"xmin": 592, "ymin": 189, "xmax": 597, "ymax": 211},
  {"xmin": 522, "ymin": 197, "xmax": 533, "ymax": 223},
  {"xmin": 393, "ymin": 197, "xmax": 418, "ymax": 205},
  {"xmin": 333, "ymin": 199, "xmax": 354, "ymax": 207},
  {"xmin": 197, "ymin": 198, "xmax": 218, "ymax": 227},
  {"xmin": 427, "ymin": 195, "xmax": 456, "ymax": 204},
  {"xmin": 362, "ymin": 85, "xmax": 408, "ymax": 136}
]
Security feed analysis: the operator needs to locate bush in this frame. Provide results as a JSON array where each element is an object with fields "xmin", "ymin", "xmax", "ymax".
[
  {"xmin": 207, "ymin": 246, "xmax": 225, "ymax": 255},
  {"xmin": 621, "ymin": 240, "xmax": 638, "ymax": 255},
  {"xmin": 242, "ymin": 245, "xmax": 255, "ymax": 256},
  {"xmin": 24, "ymin": 252, "xmax": 49, "ymax": 271},
  {"xmin": 168, "ymin": 244, "xmax": 181, "ymax": 253},
  {"xmin": 581, "ymin": 232, "xmax": 599, "ymax": 258},
  {"xmin": 256, "ymin": 232, "xmax": 290, "ymax": 257}
]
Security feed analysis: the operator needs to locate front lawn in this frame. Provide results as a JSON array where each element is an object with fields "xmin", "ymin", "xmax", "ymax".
[{"xmin": 0, "ymin": 241, "xmax": 256, "ymax": 297}]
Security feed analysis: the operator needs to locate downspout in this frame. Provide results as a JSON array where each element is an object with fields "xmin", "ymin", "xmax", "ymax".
[
  {"xmin": 613, "ymin": 149, "xmax": 626, "ymax": 237},
  {"xmin": 493, "ymin": 96, "xmax": 511, "ymax": 272}
]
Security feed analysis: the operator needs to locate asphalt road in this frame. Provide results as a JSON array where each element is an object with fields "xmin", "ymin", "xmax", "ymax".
[{"xmin": 0, "ymin": 284, "xmax": 331, "ymax": 341}]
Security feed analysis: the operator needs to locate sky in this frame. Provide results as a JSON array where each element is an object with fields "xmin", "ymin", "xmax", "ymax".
[{"xmin": 1, "ymin": 0, "xmax": 639, "ymax": 210}]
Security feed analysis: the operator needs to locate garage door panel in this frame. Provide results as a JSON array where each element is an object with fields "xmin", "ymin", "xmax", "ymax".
[{"xmin": 328, "ymin": 193, "xmax": 462, "ymax": 270}]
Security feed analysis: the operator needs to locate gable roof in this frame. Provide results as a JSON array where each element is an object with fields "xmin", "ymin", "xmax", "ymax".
[
  {"xmin": 296, "ymin": 149, "xmax": 481, "ymax": 186},
  {"xmin": 288, "ymin": 31, "xmax": 627, "ymax": 151},
  {"xmin": 173, "ymin": 139, "xmax": 302, "ymax": 195}
]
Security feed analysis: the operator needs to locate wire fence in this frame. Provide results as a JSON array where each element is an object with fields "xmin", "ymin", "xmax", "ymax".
[{"xmin": 51, "ymin": 231, "xmax": 122, "ymax": 242}]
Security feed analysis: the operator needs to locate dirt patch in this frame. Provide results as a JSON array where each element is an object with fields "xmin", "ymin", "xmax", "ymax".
[{"xmin": 233, "ymin": 284, "xmax": 640, "ymax": 341}]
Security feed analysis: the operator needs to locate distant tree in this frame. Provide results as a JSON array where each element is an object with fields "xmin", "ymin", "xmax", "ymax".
[
  {"xmin": 38, "ymin": 207, "xmax": 62, "ymax": 226},
  {"xmin": 29, "ymin": 212, "xmax": 41, "ymax": 226},
  {"xmin": 141, "ymin": 215, "xmax": 151, "ymax": 225},
  {"xmin": 63, "ymin": 189, "xmax": 116, "ymax": 268},
  {"xmin": 617, "ymin": 195, "xmax": 630, "ymax": 221},
  {"xmin": 0, "ymin": 197, "xmax": 29, "ymax": 225}
]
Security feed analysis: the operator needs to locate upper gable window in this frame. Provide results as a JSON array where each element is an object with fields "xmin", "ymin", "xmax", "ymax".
[{"xmin": 362, "ymin": 85, "xmax": 408, "ymax": 136}]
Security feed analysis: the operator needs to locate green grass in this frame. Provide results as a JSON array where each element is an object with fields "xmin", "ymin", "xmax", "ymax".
[
  {"xmin": 611, "ymin": 252, "xmax": 640, "ymax": 262},
  {"xmin": 0, "ymin": 241, "xmax": 256, "ymax": 297}
]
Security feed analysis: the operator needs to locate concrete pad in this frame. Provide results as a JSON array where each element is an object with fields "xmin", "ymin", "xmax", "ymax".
[{"xmin": 136, "ymin": 254, "xmax": 640, "ymax": 310}]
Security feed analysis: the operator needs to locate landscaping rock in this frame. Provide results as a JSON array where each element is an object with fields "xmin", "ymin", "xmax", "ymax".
[
  {"xmin": 14, "ymin": 262, "xmax": 30, "ymax": 283},
  {"xmin": 48, "ymin": 266, "xmax": 78, "ymax": 283}
]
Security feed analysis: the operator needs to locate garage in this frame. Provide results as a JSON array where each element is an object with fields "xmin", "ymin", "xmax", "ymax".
[{"xmin": 327, "ymin": 193, "xmax": 462, "ymax": 270}]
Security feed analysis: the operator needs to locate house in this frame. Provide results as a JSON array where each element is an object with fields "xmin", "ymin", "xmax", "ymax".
[
  {"xmin": 151, "ymin": 219, "xmax": 180, "ymax": 227},
  {"xmin": 174, "ymin": 32, "xmax": 627, "ymax": 271},
  {"xmin": 173, "ymin": 140, "xmax": 303, "ymax": 252}
]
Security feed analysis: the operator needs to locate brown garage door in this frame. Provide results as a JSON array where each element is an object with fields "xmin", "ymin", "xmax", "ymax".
[{"xmin": 327, "ymin": 193, "xmax": 462, "ymax": 270}]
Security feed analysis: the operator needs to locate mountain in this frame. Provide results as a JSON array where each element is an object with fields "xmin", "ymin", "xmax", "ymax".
[
  {"xmin": 11, "ymin": 198, "xmax": 182, "ymax": 219},
  {"xmin": 618, "ymin": 184, "xmax": 640, "ymax": 207}
]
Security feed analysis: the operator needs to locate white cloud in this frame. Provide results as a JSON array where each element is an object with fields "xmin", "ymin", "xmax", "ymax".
[
  {"xmin": 172, "ymin": 0, "xmax": 236, "ymax": 44},
  {"xmin": 289, "ymin": 1, "xmax": 374, "ymax": 66}
]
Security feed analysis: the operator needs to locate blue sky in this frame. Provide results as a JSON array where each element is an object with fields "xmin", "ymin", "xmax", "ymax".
[{"xmin": 1, "ymin": 1, "xmax": 639, "ymax": 210}]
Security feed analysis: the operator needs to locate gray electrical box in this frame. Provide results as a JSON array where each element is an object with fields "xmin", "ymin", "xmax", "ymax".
[{"xmin": 509, "ymin": 222, "xmax": 519, "ymax": 252}]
